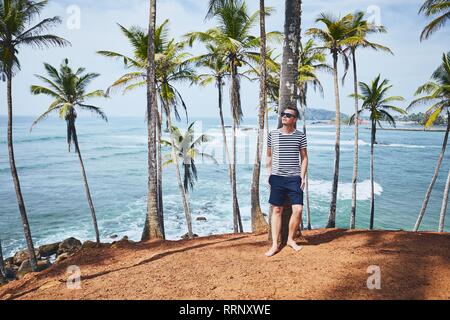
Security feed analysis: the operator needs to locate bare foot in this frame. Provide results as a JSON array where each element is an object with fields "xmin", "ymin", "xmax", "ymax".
[
  {"xmin": 287, "ymin": 240, "xmax": 303, "ymax": 252},
  {"xmin": 265, "ymin": 246, "xmax": 279, "ymax": 257}
]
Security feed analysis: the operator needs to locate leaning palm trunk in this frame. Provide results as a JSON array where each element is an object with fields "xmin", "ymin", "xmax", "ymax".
[
  {"xmin": 350, "ymin": 49, "xmax": 359, "ymax": 229},
  {"xmin": 6, "ymin": 73, "xmax": 38, "ymax": 271},
  {"xmin": 217, "ymin": 78, "xmax": 241, "ymax": 233},
  {"xmin": 230, "ymin": 64, "xmax": 243, "ymax": 233},
  {"xmin": 369, "ymin": 120, "xmax": 376, "ymax": 230},
  {"xmin": 326, "ymin": 52, "xmax": 341, "ymax": 229},
  {"xmin": 438, "ymin": 168, "xmax": 450, "ymax": 232},
  {"xmin": 250, "ymin": 0, "xmax": 269, "ymax": 233},
  {"xmin": 167, "ymin": 108, "xmax": 193, "ymax": 238},
  {"xmin": 143, "ymin": 0, "xmax": 164, "ymax": 240},
  {"xmin": 414, "ymin": 114, "xmax": 450, "ymax": 231},
  {"xmin": 217, "ymin": 78, "xmax": 235, "ymax": 194},
  {"xmin": 71, "ymin": 123, "xmax": 101, "ymax": 243}
]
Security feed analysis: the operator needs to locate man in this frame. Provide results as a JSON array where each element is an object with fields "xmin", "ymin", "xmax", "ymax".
[{"xmin": 265, "ymin": 106, "xmax": 308, "ymax": 257}]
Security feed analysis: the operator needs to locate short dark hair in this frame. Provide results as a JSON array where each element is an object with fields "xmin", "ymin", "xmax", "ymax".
[{"xmin": 284, "ymin": 106, "xmax": 299, "ymax": 118}]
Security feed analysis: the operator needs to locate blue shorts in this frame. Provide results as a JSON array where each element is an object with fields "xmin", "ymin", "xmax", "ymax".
[{"xmin": 269, "ymin": 175, "xmax": 304, "ymax": 206}]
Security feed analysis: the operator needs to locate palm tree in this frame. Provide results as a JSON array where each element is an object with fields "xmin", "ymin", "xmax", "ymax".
[
  {"xmin": 98, "ymin": 19, "xmax": 196, "ymax": 239},
  {"xmin": 0, "ymin": 0, "xmax": 69, "ymax": 271},
  {"xmin": 147, "ymin": 0, "xmax": 163, "ymax": 240},
  {"xmin": 250, "ymin": 0, "xmax": 270, "ymax": 234},
  {"xmin": 345, "ymin": 11, "xmax": 392, "ymax": 229},
  {"xmin": 298, "ymin": 38, "xmax": 330, "ymax": 230},
  {"xmin": 350, "ymin": 75, "xmax": 406, "ymax": 230},
  {"xmin": 419, "ymin": 0, "xmax": 450, "ymax": 40},
  {"xmin": 30, "ymin": 59, "xmax": 107, "ymax": 243},
  {"xmin": 306, "ymin": 13, "xmax": 353, "ymax": 228},
  {"xmin": 408, "ymin": 52, "xmax": 450, "ymax": 232},
  {"xmin": 185, "ymin": 0, "xmax": 280, "ymax": 233},
  {"xmin": 161, "ymin": 122, "xmax": 217, "ymax": 237},
  {"xmin": 187, "ymin": 44, "xmax": 235, "ymax": 205}
]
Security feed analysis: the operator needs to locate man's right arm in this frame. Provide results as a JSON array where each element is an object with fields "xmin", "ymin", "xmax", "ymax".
[{"xmin": 266, "ymin": 147, "xmax": 272, "ymax": 182}]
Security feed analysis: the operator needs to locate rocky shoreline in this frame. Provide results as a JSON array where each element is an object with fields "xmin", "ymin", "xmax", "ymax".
[
  {"xmin": 0, "ymin": 236, "xmax": 135, "ymax": 285},
  {"xmin": 0, "ymin": 229, "xmax": 204, "ymax": 286}
]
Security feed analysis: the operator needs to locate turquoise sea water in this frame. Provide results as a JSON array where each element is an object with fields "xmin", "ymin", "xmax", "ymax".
[{"xmin": 1, "ymin": 115, "xmax": 449, "ymax": 257}]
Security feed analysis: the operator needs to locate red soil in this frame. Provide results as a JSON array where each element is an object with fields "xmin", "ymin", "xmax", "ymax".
[{"xmin": 1, "ymin": 229, "xmax": 449, "ymax": 300}]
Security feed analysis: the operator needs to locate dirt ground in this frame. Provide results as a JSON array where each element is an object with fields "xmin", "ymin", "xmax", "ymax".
[{"xmin": 1, "ymin": 228, "xmax": 449, "ymax": 300}]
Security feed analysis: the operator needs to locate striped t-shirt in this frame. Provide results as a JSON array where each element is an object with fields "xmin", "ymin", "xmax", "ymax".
[{"xmin": 268, "ymin": 129, "xmax": 308, "ymax": 177}]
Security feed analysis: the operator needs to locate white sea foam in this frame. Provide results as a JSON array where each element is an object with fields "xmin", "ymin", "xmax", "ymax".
[
  {"xmin": 308, "ymin": 179, "xmax": 383, "ymax": 201},
  {"xmin": 377, "ymin": 143, "xmax": 438, "ymax": 149},
  {"xmin": 313, "ymin": 139, "xmax": 370, "ymax": 146}
]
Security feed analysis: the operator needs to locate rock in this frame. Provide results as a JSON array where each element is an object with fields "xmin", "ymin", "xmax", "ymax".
[
  {"xmin": 37, "ymin": 260, "xmax": 51, "ymax": 272},
  {"xmin": 5, "ymin": 266, "xmax": 17, "ymax": 280},
  {"xmin": 82, "ymin": 240, "xmax": 98, "ymax": 249},
  {"xmin": 16, "ymin": 259, "xmax": 51, "ymax": 279},
  {"xmin": 111, "ymin": 236, "xmax": 134, "ymax": 248},
  {"xmin": 110, "ymin": 234, "xmax": 118, "ymax": 239},
  {"xmin": 4, "ymin": 257, "xmax": 14, "ymax": 269},
  {"xmin": 39, "ymin": 242, "xmax": 60, "ymax": 258},
  {"xmin": 55, "ymin": 252, "xmax": 70, "ymax": 264},
  {"xmin": 57, "ymin": 237, "xmax": 82, "ymax": 256},
  {"xmin": 180, "ymin": 233, "xmax": 199, "ymax": 240},
  {"xmin": 196, "ymin": 216, "xmax": 207, "ymax": 221},
  {"xmin": 13, "ymin": 249, "xmax": 40, "ymax": 266},
  {"xmin": 0, "ymin": 272, "xmax": 7, "ymax": 285},
  {"xmin": 16, "ymin": 260, "xmax": 32, "ymax": 279}
]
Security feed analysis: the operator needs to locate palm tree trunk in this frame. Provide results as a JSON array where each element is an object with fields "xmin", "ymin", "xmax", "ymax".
[
  {"xmin": 326, "ymin": 52, "xmax": 341, "ymax": 229},
  {"xmin": 143, "ymin": 0, "xmax": 164, "ymax": 240},
  {"xmin": 152, "ymin": 2, "xmax": 165, "ymax": 237},
  {"xmin": 142, "ymin": 102, "xmax": 165, "ymax": 239},
  {"xmin": 166, "ymin": 108, "xmax": 193, "ymax": 238},
  {"xmin": 301, "ymin": 100, "xmax": 312, "ymax": 230},
  {"xmin": 6, "ymin": 73, "xmax": 38, "ymax": 271},
  {"xmin": 217, "ymin": 77, "xmax": 234, "ymax": 186},
  {"xmin": 230, "ymin": 63, "xmax": 243, "ymax": 233},
  {"xmin": 251, "ymin": 0, "xmax": 269, "ymax": 234},
  {"xmin": 350, "ymin": 49, "xmax": 359, "ymax": 229},
  {"xmin": 277, "ymin": 0, "xmax": 301, "ymax": 127},
  {"xmin": 157, "ymin": 103, "xmax": 165, "ymax": 238},
  {"xmin": 218, "ymin": 77, "xmax": 241, "ymax": 233},
  {"xmin": 414, "ymin": 113, "xmax": 450, "ymax": 231},
  {"xmin": 72, "ymin": 124, "xmax": 100, "ymax": 243},
  {"xmin": 438, "ymin": 168, "xmax": 450, "ymax": 232},
  {"xmin": 232, "ymin": 120, "xmax": 243, "ymax": 233},
  {"xmin": 370, "ymin": 120, "xmax": 376, "ymax": 230},
  {"xmin": 0, "ymin": 240, "xmax": 6, "ymax": 284}
]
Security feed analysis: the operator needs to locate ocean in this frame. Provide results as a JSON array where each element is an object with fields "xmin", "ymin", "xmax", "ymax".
[{"xmin": 1, "ymin": 115, "xmax": 449, "ymax": 258}]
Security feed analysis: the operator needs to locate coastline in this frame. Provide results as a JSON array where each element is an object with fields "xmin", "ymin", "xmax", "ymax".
[
  {"xmin": 1, "ymin": 228, "xmax": 449, "ymax": 300},
  {"xmin": 365, "ymin": 127, "xmax": 447, "ymax": 132}
]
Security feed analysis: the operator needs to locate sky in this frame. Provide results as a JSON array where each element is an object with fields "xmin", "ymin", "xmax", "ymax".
[{"xmin": 1, "ymin": 0, "xmax": 449, "ymax": 119}]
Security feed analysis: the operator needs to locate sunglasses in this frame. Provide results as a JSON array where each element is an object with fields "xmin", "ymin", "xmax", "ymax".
[{"xmin": 281, "ymin": 112, "xmax": 296, "ymax": 119}]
